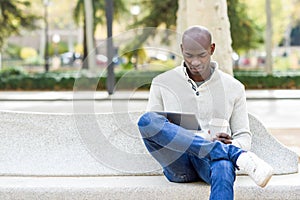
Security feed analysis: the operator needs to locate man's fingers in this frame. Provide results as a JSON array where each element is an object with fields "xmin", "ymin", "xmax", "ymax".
[
  {"xmin": 216, "ymin": 133, "xmax": 232, "ymax": 139},
  {"xmin": 213, "ymin": 136, "xmax": 232, "ymax": 144}
]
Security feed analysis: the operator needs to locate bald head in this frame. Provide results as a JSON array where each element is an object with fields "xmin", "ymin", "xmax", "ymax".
[
  {"xmin": 180, "ymin": 26, "xmax": 215, "ymax": 81},
  {"xmin": 182, "ymin": 26, "xmax": 212, "ymax": 50}
]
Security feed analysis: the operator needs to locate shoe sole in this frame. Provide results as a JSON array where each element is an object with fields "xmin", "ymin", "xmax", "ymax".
[{"xmin": 259, "ymin": 168, "xmax": 273, "ymax": 188}]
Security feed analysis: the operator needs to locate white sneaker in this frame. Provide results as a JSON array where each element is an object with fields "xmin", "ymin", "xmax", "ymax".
[{"xmin": 236, "ymin": 152, "xmax": 273, "ymax": 188}]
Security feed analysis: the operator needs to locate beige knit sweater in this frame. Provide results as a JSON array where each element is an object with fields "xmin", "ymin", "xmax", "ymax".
[{"xmin": 146, "ymin": 61, "xmax": 252, "ymax": 150}]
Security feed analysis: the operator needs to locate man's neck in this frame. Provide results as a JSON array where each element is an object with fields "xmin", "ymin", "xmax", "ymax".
[{"xmin": 185, "ymin": 66, "xmax": 212, "ymax": 82}]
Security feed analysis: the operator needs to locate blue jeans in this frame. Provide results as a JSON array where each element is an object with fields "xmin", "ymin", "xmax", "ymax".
[{"xmin": 138, "ymin": 112, "xmax": 244, "ymax": 200}]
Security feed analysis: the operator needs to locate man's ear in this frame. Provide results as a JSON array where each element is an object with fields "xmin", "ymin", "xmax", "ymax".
[
  {"xmin": 180, "ymin": 44, "xmax": 183, "ymax": 53},
  {"xmin": 210, "ymin": 43, "xmax": 216, "ymax": 55}
]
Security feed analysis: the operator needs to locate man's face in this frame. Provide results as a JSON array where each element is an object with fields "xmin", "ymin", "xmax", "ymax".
[{"xmin": 181, "ymin": 37, "xmax": 215, "ymax": 77}]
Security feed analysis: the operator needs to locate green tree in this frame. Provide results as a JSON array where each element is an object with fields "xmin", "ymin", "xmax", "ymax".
[
  {"xmin": 242, "ymin": 0, "xmax": 293, "ymax": 48},
  {"xmin": 132, "ymin": 0, "xmax": 178, "ymax": 29},
  {"xmin": 73, "ymin": 0, "xmax": 126, "ymax": 68},
  {"xmin": 227, "ymin": 0, "xmax": 263, "ymax": 53},
  {"xmin": 128, "ymin": 0, "xmax": 261, "ymax": 54},
  {"xmin": 128, "ymin": 0, "xmax": 178, "ymax": 46},
  {"xmin": 118, "ymin": 0, "xmax": 178, "ymax": 68},
  {"xmin": 0, "ymin": 0, "xmax": 39, "ymax": 49}
]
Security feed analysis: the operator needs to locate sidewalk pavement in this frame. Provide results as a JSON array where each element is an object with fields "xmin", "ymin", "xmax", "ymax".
[{"xmin": 1, "ymin": 89, "xmax": 300, "ymax": 101}]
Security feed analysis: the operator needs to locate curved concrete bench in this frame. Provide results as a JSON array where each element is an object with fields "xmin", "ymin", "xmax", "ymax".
[
  {"xmin": 0, "ymin": 111, "xmax": 297, "ymax": 176},
  {"xmin": 0, "ymin": 110, "xmax": 299, "ymax": 199}
]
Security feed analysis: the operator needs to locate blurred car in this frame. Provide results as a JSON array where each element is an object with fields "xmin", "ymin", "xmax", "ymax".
[
  {"xmin": 96, "ymin": 54, "xmax": 122, "ymax": 66},
  {"xmin": 96, "ymin": 54, "xmax": 108, "ymax": 65},
  {"xmin": 60, "ymin": 52, "xmax": 82, "ymax": 66}
]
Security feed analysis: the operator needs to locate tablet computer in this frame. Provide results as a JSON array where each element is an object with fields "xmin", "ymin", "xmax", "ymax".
[{"xmin": 155, "ymin": 111, "xmax": 201, "ymax": 131}]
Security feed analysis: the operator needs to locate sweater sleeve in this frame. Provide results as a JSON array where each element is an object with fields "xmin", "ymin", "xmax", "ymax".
[
  {"xmin": 146, "ymin": 79, "xmax": 164, "ymax": 111},
  {"xmin": 230, "ymin": 85, "xmax": 252, "ymax": 151}
]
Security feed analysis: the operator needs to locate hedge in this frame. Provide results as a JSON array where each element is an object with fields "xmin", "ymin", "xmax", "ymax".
[
  {"xmin": 0, "ymin": 70, "xmax": 164, "ymax": 91},
  {"xmin": 234, "ymin": 71, "xmax": 300, "ymax": 89},
  {"xmin": 1, "ymin": 68, "xmax": 300, "ymax": 90}
]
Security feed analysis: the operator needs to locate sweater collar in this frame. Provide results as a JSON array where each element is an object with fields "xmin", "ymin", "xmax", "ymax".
[{"xmin": 181, "ymin": 61, "xmax": 218, "ymax": 86}]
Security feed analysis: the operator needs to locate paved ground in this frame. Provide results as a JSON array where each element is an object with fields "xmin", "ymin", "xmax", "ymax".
[{"xmin": 0, "ymin": 90, "xmax": 299, "ymax": 157}]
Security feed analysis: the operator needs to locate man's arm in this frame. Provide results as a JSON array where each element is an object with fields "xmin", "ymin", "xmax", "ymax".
[
  {"xmin": 229, "ymin": 86, "xmax": 252, "ymax": 150},
  {"xmin": 146, "ymin": 80, "xmax": 164, "ymax": 111}
]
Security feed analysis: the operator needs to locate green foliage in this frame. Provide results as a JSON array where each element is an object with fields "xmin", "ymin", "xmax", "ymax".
[
  {"xmin": 146, "ymin": 59, "xmax": 176, "ymax": 71},
  {"xmin": 121, "ymin": 48, "xmax": 148, "ymax": 68},
  {"xmin": 127, "ymin": 0, "xmax": 178, "ymax": 47},
  {"xmin": 133, "ymin": 0, "xmax": 178, "ymax": 29},
  {"xmin": 73, "ymin": 0, "xmax": 127, "ymax": 65},
  {"xmin": 1, "ymin": 67, "xmax": 300, "ymax": 90},
  {"xmin": 273, "ymin": 56, "xmax": 291, "ymax": 71},
  {"xmin": 0, "ymin": 0, "xmax": 40, "ymax": 49},
  {"xmin": 227, "ymin": 0, "xmax": 263, "ymax": 53},
  {"xmin": 48, "ymin": 41, "xmax": 69, "ymax": 56},
  {"xmin": 0, "ymin": 67, "xmax": 26, "ymax": 78},
  {"xmin": 73, "ymin": 0, "xmax": 127, "ymax": 27},
  {"xmin": 118, "ymin": 0, "xmax": 178, "ymax": 68},
  {"xmin": 4, "ymin": 43, "xmax": 22, "ymax": 59},
  {"xmin": 234, "ymin": 70, "xmax": 300, "ymax": 89},
  {"xmin": 124, "ymin": 0, "xmax": 260, "ymax": 55},
  {"xmin": 0, "ymin": 68, "xmax": 163, "ymax": 90},
  {"xmin": 121, "ymin": 62, "xmax": 134, "ymax": 70},
  {"xmin": 24, "ymin": 56, "xmax": 44, "ymax": 66},
  {"xmin": 241, "ymin": 0, "xmax": 294, "ymax": 47}
]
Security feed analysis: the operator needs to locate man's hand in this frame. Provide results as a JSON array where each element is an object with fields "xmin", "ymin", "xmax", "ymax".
[{"xmin": 213, "ymin": 133, "xmax": 232, "ymax": 144}]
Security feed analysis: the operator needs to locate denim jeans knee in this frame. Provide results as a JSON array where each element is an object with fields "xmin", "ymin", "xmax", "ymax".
[
  {"xmin": 138, "ymin": 112, "xmax": 167, "ymax": 138},
  {"xmin": 137, "ymin": 112, "xmax": 154, "ymax": 127}
]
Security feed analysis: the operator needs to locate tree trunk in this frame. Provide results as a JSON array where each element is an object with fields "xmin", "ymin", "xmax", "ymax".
[
  {"xmin": 82, "ymin": 19, "xmax": 88, "ymax": 69},
  {"xmin": 176, "ymin": 0, "xmax": 233, "ymax": 75},
  {"xmin": 105, "ymin": 0, "xmax": 115, "ymax": 94},
  {"xmin": 84, "ymin": 0, "xmax": 96, "ymax": 71},
  {"xmin": 265, "ymin": 0, "xmax": 273, "ymax": 75}
]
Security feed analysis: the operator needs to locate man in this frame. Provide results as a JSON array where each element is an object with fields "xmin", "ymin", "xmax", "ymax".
[{"xmin": 137, "ymin": 26, "xmax": 273, "ymax": 200}]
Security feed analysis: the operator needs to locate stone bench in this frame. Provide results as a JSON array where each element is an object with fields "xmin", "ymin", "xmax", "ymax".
[{"xmin": 0, "ymin": 110, "xmax": 299, "ymax": 199}]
